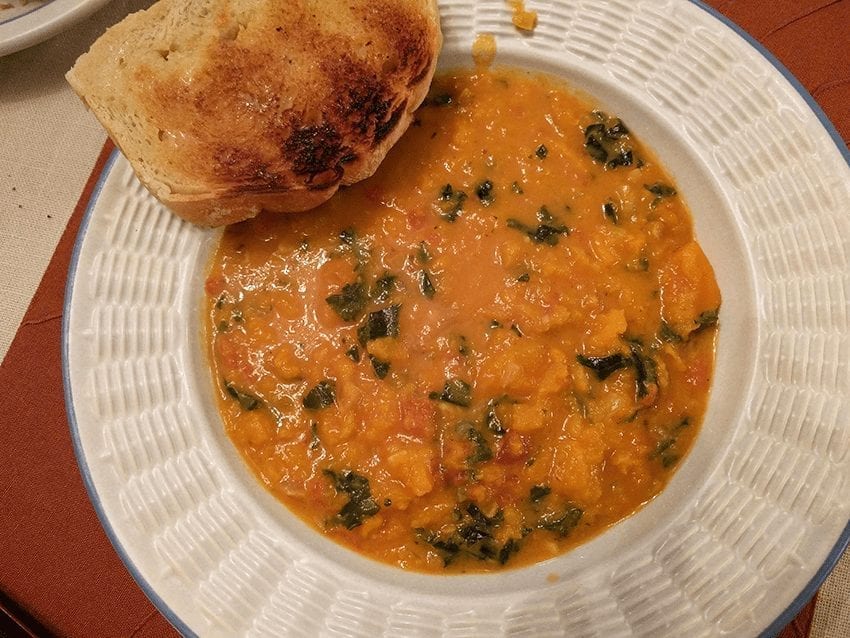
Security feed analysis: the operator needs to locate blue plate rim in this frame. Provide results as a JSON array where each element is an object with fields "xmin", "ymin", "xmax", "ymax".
[
  {"xmin": 61, "ymin": 148, "xmax": 197, "ymax": 638},
  {"xmin": 683, "ymin": 6, "xmax": 850, "ymax": 637}
]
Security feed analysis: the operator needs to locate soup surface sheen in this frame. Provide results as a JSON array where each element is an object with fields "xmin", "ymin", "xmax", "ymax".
[{"xmin": 204, "ymin": 68, "xmax": 721, "ymax": 573}]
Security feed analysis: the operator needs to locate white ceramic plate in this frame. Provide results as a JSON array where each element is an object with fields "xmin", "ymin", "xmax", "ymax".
[
  {"xmin": 63, "ymin": 1, "xmax": 850, "ymax": 636},
  {"xmin": 0, "ymin": 0, "xmax": 110, "ymax": 56}
]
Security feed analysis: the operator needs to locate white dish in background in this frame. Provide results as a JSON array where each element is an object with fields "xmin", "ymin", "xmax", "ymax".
[
  {"xmin": 0, "ymin": 0, "xmax": 110, "ymax": 56},
  {"xmin": 63, "ymin": 1, "xmax": 850, "ymax": 636}
]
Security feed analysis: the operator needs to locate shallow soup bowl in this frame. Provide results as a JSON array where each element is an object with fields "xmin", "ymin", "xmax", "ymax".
[{"xmin": 63, "ymin": 1, "xmax": 850, "ymax": 636}]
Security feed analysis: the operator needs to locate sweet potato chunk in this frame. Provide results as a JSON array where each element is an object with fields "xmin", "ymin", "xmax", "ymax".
[{"xmin": 659, "ymin": 241, "xmax": 721, "ymax": 338}]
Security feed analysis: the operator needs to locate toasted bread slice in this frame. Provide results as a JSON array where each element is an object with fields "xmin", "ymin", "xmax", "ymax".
[{"xmin": 66, "ymin": 0, "xmax": 442, "ymax": 226}]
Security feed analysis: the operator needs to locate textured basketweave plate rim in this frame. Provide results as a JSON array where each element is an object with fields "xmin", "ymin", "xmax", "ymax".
[{"xmin": 63, "ymin": 1, "xmax": 850, "ymax": 636}]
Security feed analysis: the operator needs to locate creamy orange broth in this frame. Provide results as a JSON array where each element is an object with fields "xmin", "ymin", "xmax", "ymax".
[{"xmin": 204, "ymin": 68, "xmax": 721, "ymax": 573}]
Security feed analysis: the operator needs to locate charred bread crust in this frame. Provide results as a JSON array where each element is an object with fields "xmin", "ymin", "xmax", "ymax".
[{"xmin": 67, "ymin": 0, "xmax": 442, "ymax": 226}]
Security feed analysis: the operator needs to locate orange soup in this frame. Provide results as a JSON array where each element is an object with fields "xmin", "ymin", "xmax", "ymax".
[{"xmin": 204, "ymin": 68, "xmax": 721, "ymax": 573}]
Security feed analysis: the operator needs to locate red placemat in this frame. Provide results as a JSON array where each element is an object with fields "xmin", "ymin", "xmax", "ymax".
[
  {"xmin": 1, "ymin": 1, "xmax": 847, "ymax": 636},
  {"xmin": 0, "ymin": 140, "xmax": 179, "ymax": 637}
]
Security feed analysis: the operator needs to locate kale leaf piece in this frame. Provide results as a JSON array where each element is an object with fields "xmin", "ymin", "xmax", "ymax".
[
  {"xmin": 576, "ymin": 352, "xmax": 631, "ymax": 380},
  {"xmin": 323, "ymin": 469, "xmax": 380, "ymax": 530},
  {"xmin": 357, "ymin": 305, "xmax": 401, "ymax": 345},
  {"xmin": 429, "ymin": 378, "xmax": 473, "ymax": 407},
  {"xmin": 415, "ymin": 502, "xmax": 519, "ymax": 566},
  {"xmin": 303, "ymin": 380, "xmax": 336, "ymax": 410},
  {"xmin": 224, "ymin": 381, "xmax": 262, "ymax": 411},
  {"xmin": 539, "ymin": 504, "xmax": 584, "ymax": 537},
  {"xmin": 325, "ymin": 282, "xmax": 368, "ymax": 321},
  {"xmin": 583, "ymin": 111, "xmax": 635, "ymax": 169}
]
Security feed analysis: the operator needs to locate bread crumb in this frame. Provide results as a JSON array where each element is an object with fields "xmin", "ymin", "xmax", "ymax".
[
  {"xmin": 472, "ymin": 33, "xmax": 497, "ymax": 68},
  {"xmin": 509, "ymin": 0, "xmax": 538, "ymax": 32}
]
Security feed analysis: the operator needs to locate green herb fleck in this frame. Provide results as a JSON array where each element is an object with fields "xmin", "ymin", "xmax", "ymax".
[
  {"xmin": 695, "ymin": 308, "xmax": 719, "ymax": 329},
  {"xmin": 475, "ymin": 180, "xmax": 495, "ymax": 206},
  {"xmin": 419, "ymin": 270, "xmax": 436, "ymax": 298},
  {"xmin": 529, "ymin": 484, "xmax": 551, "ymax": 503},
  {"xmin": 458, "ymin": 421, "xmax": 493, "ymax": 464},
  {"xmin": 511, "ymin": 181, "xmax": 524, "ymax": 194},
  {"xmin": 645, "ymin": 182, "xmax": 676, "ymax": 197},
  {"xmin": 485, "ymin": 398, "xmax": 507, "ymax": 435},
  {"xmin": 357, "ymin": 305, "xmax": 401, "ymax": 345},
  {"xmin": 506, "ymin": 218, "xmax": 569, "ymax": 246},
  {"xmin": 539, "ymin": 504, "xmax": 584, "ymax": 536},
  {"xmin": 414, "ymin": 528, "xmax": 461, "ymax": 566},
  {"xmin": 224, "ymin": 381, "xmax": 262, "ymax": 411},
  {"xmin": 659, "ymin": 321, "xmax": 683, "ymax": 343},
  {"xmin": 339, "ymin": 227, "xmax": 356, "ymax": 245},
  {"xmin": 413, "ymin": 502, "xmax": 519, "ymax": 566},
  {"xmin": 576, "ymin": 352, "xmax": 631, "ymax": 380},
  {"xmin": 583, "ymin": 111, "xmax": 634, "ymax": 168},
  {"xmin": 416, "ymin": 241, "xmax": 432, "ymax": 264},
  {"xmin": 371, "ymin": 272, "xmax": 397, "ymax": 303},
  {"xmin": 498, "ymin": 538, "xmax": 521, "ymax": 565},
  {"xmin": 309, "ymin": 422, "xmax": 321, "ymax": 450},
  {"xmin": 628, "ymin": 342, "xmax": 658, "ymax": 399},
  {"xmin": 437, "ymin": 184, "xmax": 468, "ymax": 222},
  {"xmin": 650, "ymin": 417, "xmax": 691, "ymax": 468},
  {"xmin": 645, "ymin": 182, "xmax": 677, "ymax": 208},
  {"xmin": 602, "ymin": 200, "xmax": 619, "ymax": 223},
  {"xmin": 535, "ymin": 144, "xmax": 548, "ymax": 159},
  {"xmin": 429, "ymin": 378, "xmax": 473, "ymax": 407},
  {"xmin": 369, "ymin": 355, "xmax": 391, "ymax": 379},
  {"xmin": 460, "ymin": 503, "xmax": 503, "ymax": 541},
  {"xmin": 517, "ymin": 272, "xmax": 530, "ymax": 282},
  {"xmin": 345, "ymin": 345, "xmax": 361, "ymax": 362},
  {"xmin": 335, "ymin": 227, "xmax": 371, "ymax": 271},
  {"xmin": 625, "ymin": 256, "xmax": 650, "ymax": 272},
  {"xmin": 634, "ymin": 358, "xmax": 656, "ymax": 399},
  {"xmin": 302, "ymin": 380, "xmax": 336, "ymax": 410},
  {"xmin": 326, "ymin": 282, "xmax": 368, "ymax": 321},
  {"xmin": 323, "ymin": 469, "xmax": 380, "ymax": 529},
  {"xmin": 652, "ymin": 438, "xmax": 678, "ymax": 468}
]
